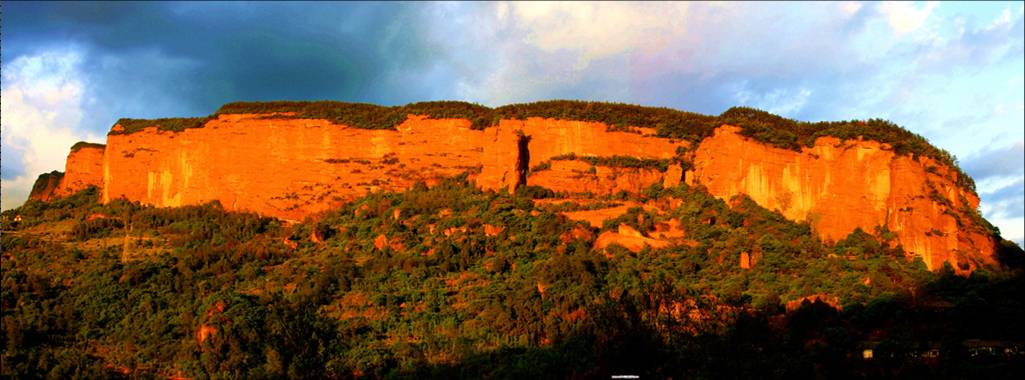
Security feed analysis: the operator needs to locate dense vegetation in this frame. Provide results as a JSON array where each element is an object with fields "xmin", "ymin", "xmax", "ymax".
[
  {"xmin": 545, "ymin": 153, "xmax": 673, "ymax": 172},
  {"xmin": 108, "ymin": 100, "xmax": 971, "ymax": 190},
  {"xmin": 110, "ymin": 117, "xmax": 213, "ymax": 135},
  {"xmin": 3, "ymin": 180, "xmax": 1022, "ymax": 379}
]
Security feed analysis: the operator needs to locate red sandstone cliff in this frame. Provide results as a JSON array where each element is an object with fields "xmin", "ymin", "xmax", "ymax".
[
  {"xmin": 28, "ymin": 143, "xmax": 105, "ymax": 202},
  {"xmin": 101, "ymin": 115, "xmax": 684, "ymax": 221},
  {"xmin": 103, "ymin": 114, "xmax": 487, "ymax": 221},
  {"xmin": 476, "ymin": 120, "xmax": 684, "ymax": 193},
  {"xmin": 33, "ymin": 108, "xmax": 1002, "ymax": 271},
  {"xmin": 28, "ymin": 171, "xmax": 64, "ymax": 202},
  {"xmin": 688, "ymin": 126, "xmax": 996, "ymax": 272},
  {"xmin": 55, "ymin": 143, "xmax": 106, "ymax": 197}
]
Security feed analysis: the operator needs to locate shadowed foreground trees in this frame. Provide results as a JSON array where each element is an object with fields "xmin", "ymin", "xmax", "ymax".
[{"xmin": 2, "ymin": 180, "xmax": 1022, "ymax": 378}]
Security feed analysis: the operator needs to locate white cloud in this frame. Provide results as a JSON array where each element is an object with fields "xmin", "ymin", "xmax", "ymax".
[
  {"xmin": 505, "ymin": 2, "xmax": 691, "ymax": 68},
  {"xmin": 839, "ymin": 1, "xmax": 864, "ymax": 17},
  {"xmin": 879, "ymin": 1, "xmax": 939, "ymax": 35},
  {"xmin": 448, "ymin": 2, "xmax": 871, "ymax": 106},
  {"xmin": 434, "ymin": 2, "xmax": 1023, "ymax": 242},
  {"xmin": 985, "ymin": 4, "xmax": 1024, "ymax": 32},
  {"xmin": 984, "ymin": 213, "xmax": 1024, "ymax": 246},
  {"xmin": 1, "ymin": 49, "xmax": 100, "ymax": 210},
  {"xmin": 732, "ymin": 84, "xmax": 813, "ymax": 117}
]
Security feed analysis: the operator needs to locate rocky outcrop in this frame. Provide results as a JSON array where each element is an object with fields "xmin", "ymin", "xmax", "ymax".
[
  {"xmin": 103, "ymin": 114, "xmax": 487, "ymax": 221},
  {"xmin": 27, "ymin": 143, "xmax": 105, "ymax": 202},
  {"xmin": 594, "ymin": 224, "xmax": 670, "ymax": 253},
  {"xmin": 476, "ymin": 119, "xmax": 685, "ymax": 192},
  {"xmin": 785, "ymin": 294, "xmax": 841, "ymax": 312},
  {"xmin": 560, "ymin": 203, "xmax": 650, "ymax": 228},
  {"xmin": 528, "ymin": 159, "xmax": 681, "ymax": 196},
  {"xmin": 55, "ymin": 143, "xmax": 105, "ymax": 197},
  {"xmin": 101, "ymin": 115, "xmax": 684, "ymax": 221},
  {"xmin": 740, "ymin": 252, "xmax": 752, "ymax": 270},
  {"xmin": 689, "ymin": 126, "xmax": 996, "ymax": 271},
  {"xmin": 32, "ymin": 104, "xmax": 1003, "ymax": 272},
  {"xmin": 28, "ymin": 171, "xmax": 64, "ymax": 201}
]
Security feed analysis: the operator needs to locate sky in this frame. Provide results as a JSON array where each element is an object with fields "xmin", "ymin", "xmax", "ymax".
[{"xmin": 1, "ymin": 1, "xmax": 1022, "ymax": 244}]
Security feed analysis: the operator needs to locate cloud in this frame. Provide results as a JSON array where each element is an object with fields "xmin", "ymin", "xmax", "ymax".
[
  {"xmin": 879, "ymin": 1, "xmax": 939, "ymax": 35},
  {"xmin": 979, "ymin": 177, "xmax": 1024, "ymax": 216},
  {"xmin": 978, "ymin": 177, "xmax": 1025, "ymax": 244},
  {"xmin": 1, "ymin": 2, "xmax": 457, "ymax": 209},
  {"xmin": 731, "ymin": 83, "xmax": 813, "ymax": 117},
  {"xmin": 504, "ymin": 2, "xmax": 690, "ymax": 69},
  {"xmin": 913, "ymin": 4, "xmax": 1024, "ymax": 71},
  {"xmin": 962, "ymin": 141, "xmax": 1025, "ymax": 181},
  {"xmin": 451, "ymin": 2, "xmax": 874, "ymax": 110},
  {"xmin": 839, "ymin": 2, "xmax": 864, "ymax": 17},
  {"xmin": 986, "ymin": 5, "xmax": 1025, "ymax": 32},
  {"xmin": 1, "ymin": 49, "xmax": 101, "ymax": 209},
  {"xmin": 2, "ymin": 2, "xmax": 451, "ymax": 114},
  {"xmin": 967, "ymin": 142, "xmax": 1025, "ymax": 244}
]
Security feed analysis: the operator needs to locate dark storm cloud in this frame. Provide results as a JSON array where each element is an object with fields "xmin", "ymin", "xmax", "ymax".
[
  {"xmin": 3, "ymin": 2, "xmax": 451, "ymax": 125},
  {"xmin": 1, "ymin": 1, "xmax": 478, "ymax": 207}
]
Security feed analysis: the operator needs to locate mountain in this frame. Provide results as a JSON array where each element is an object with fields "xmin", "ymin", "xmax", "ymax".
[
  {"xmin": 8, "ymin": 100, "xmax": 1024, "ymax": 378},
  {"xmin": 28, "ymin": 101, "xmax": 1007, "ymax": 273}
]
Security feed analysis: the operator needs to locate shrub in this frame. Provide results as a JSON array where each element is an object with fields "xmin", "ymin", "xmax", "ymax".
[
  {"xmin": 550, "ymin": 153, "xmax": 671, "ymax": 172},
  {"xmin": 110, "ymin": 117, "xmax": 213, "ymax": 135},
  {"xmin": 516, "ymin": 185, "xmax": 556, "ymax": 199},
  {"xmin": 70, "ymin": 141, "xmax": 105, "ymax": 151},
  {"xmin": 70, "ymin": 217, "xmax": 124, "ymax": 241}
]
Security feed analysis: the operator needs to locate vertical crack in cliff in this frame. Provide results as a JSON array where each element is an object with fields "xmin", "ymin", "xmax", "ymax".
[{"xmin": 515, "ymin": 133, "xmax": 531, "ymax": 189}]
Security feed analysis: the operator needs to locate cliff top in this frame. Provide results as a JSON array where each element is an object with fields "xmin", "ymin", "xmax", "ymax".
[
  {"xmin": 69, "ymin": 141, "xmax": 106, "ymax": 152},
  {"xmin": 108, "ymin": 100, "xmax": 974, "ymax": 191},
  {"xmin": 28, "ymin": 170, "xmax": 63, "ymax": 199}
]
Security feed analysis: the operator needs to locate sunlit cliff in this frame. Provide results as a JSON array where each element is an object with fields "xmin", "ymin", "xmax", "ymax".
[{"xmin": 29, "ymin": 101, "xmax": 1007, "ymax": 272}]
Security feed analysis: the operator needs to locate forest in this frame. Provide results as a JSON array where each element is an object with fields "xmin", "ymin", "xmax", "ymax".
[{"xmin": 2, "ymin": 180, "xmax": 1023, "ymax": 379}]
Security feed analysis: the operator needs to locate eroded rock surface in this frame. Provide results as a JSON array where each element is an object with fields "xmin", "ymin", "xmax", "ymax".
[
  {"xmin": 690, "ymin": 126, "xmax": 995, "ymax": 271},
  {"xmin": 34, "ymin": 111, "xmax": 1001, "ymax": 271}
]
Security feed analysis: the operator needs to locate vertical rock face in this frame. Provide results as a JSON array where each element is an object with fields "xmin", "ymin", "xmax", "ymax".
[
  {"xmin": 101, "ymin": 115, "xmax": 685, "ymax": 220},
  {"xmin": 690, "ymin": 126, "xmax": 996, "ymax": 271},
  {"xmin": 527, "ymin": 160, "xmax": 679, "ymax": 196},
  {"xmin": 35, "ymin": 108, "xmax": 1002, "ymax": 272},
  {"xmin": 104, "ymin": 114, "xmax": 486, "ymax": 221},
  {"xmin": 55, "ymin": 143, "xmax": 106, "ymax": 197},
  {"xmin": 477, "ymin": 118, "xmax": 685, "ymax": 193},
  {"xmin": 28, "ymin": 171, "xmax": 65, "ymax": 202}
]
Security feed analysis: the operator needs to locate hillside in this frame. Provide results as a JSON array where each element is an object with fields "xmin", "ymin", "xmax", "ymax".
[
  {"xmin": 8, "ymin": 100, "xmax": 1024, "ymax": 378},
  {"xmin": 3, "ymin": 179, "xmax": 1024, "ymax": 378}
]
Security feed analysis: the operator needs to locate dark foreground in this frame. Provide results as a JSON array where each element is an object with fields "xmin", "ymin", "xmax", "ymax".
[{"xmin": 2, "ymin": 181, "xmax": 1023, "ymax": 379}]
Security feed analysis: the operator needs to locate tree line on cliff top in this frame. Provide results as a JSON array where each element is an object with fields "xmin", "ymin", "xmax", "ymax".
[
  {"xmin": 110, "ymin": 100, "xmax": 973, "ymax": 192},
  {"xmin": 69, "ymin": 142, "xmax": 105, "ymax": 152},
  {"xmin": 3, "ymin": 179, "xmax": 1023, "ymax": 378}
]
